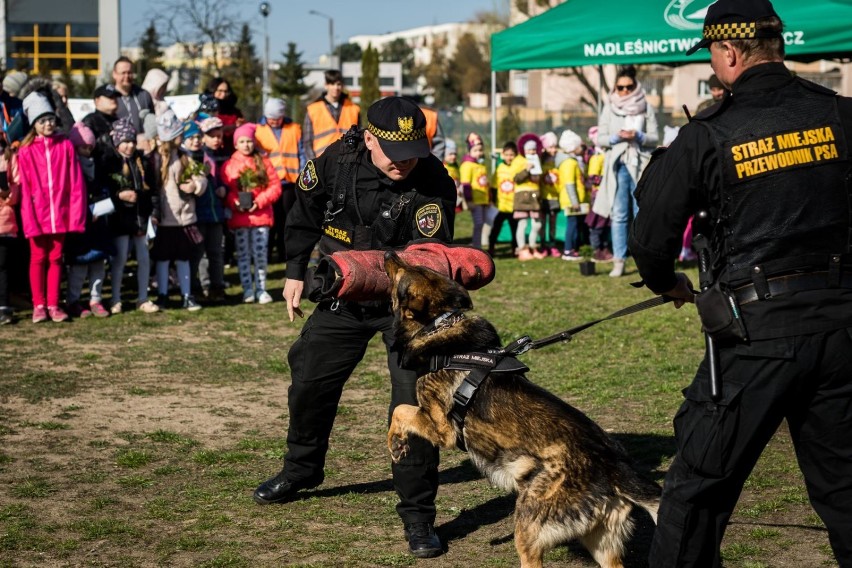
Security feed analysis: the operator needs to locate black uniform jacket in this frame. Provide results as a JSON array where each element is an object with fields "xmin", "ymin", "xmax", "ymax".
[
  {"xmin": 284, "ymin": 135, "xmax": 457, "ymax": 281},
  {"xmin": 630, "ymin": 62, "xmax": 852, "ymax": 340}
]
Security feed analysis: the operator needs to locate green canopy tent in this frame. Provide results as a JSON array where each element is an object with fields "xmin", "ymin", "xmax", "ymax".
[
  {"xmin": 488, "ymin": 0, "xmax": 852, "ymax": 145},
  {"xmin": 492, "ymin": 0, "xmax": 852, "ymax": 71}
]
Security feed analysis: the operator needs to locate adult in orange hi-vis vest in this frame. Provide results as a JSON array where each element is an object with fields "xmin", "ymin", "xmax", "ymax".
[
  {"xmin": 302, "ymin": 70, "xmax": 360, "ymax": 160},
  {"xmin": 418, "ymin": 105, "xmax": 445, "ymax": 161},
  {"xmin": 255, "ymin": 98, "xmax": 303, "ymax": 262}
]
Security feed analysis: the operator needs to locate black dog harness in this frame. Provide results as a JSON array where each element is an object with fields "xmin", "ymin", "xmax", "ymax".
[
  {"xmin": 416, "ymin": 316, "xmax": 531, "ymax": 450},
  {"xmin": 414, "ymin": 297, "xmax": 673, "ymax": 450}
]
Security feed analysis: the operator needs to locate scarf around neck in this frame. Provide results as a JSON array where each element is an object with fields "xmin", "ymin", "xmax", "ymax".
[{"xmin": 610, "ymin": 82, "xmax": 648, "ymax": 116}]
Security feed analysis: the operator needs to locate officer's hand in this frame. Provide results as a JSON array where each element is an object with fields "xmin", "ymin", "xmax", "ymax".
[
  {"xmin": 282, "ymin": 278, "xmax": 304, "ymax": 322},
  {"xmin": 664, "ymin": 272, "xmax": 696, "ymax": 309}
]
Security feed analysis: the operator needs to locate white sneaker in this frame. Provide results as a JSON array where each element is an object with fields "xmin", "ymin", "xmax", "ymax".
[
  {"xmin": 257, "ymin": 291, "xmax": 273, "ymax": 305},
  {"xmin": 243, "ymin": 292, "xmax": 255, "ymax": 304},
  {"xmin": 137, "ymin": 300, "xmax": 160, "ymax": 313},
  {"xmin": 609, "ymin": 260, "xmax": 626, "ymax": 278}
]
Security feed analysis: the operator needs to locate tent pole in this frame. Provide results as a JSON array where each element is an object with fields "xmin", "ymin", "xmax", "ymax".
[
  {"xmin": 597, "ymin": 65, "xmax": 603, "ymax": 118},
  {"xmin": 491, "ymin": 71, "xmax": 497, "ymax": 161}
]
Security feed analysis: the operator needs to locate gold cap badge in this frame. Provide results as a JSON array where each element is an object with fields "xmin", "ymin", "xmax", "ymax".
[{"xmin": 398, "ymin": 116, "xmax": 414, "ymax": 135}]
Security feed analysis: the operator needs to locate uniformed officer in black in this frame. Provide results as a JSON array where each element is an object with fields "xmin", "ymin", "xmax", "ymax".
[
  {"xmin": 253, "ymin": 97, "xmax": 456, "ymax": 558},
  {"xmin": 630, "ymin": 1, "xmax": 852, "ymax": 566}
]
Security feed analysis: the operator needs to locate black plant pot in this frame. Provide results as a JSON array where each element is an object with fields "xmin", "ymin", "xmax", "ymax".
[
  {"xmin": 579, "ymin": 261, "xmax": 596, "ymax": 276},
  {"xmin": 238, "ymin": 191, "xmax": 254, "ymax": 210}
]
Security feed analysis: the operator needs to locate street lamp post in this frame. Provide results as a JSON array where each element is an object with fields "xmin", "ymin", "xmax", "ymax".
[
  {"xmin": 308, "ymin": 10, "xmax": 336, "ymax": 71},
  {"xmin": 260, "ymin": 2, "xmax": 271, "ymax": 108}
]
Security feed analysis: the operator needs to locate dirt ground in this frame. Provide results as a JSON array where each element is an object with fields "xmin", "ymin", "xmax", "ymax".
[{"xmin": 0, "ymin": 318, "xmax": 838, "ymax": 567}]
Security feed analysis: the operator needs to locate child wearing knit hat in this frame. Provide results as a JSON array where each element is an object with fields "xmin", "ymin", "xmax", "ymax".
[
  {"xmin": 104, "ymin": 117, "xmax": 159, "ymax": 314},
  {"xmin": 195, "ymin": 113, "xmax": 230, "ymax": 301},
  {"xmin": 442, "ymin": 139, "xmax": 462, "ymax": 211},
  {"xmin": 221, "ymin": 123, "xmax": 281, "ymax": 304},
  {"xmin": 63, "ymin": 118, "xmax": 120, "ymax": 319},
  {"xmin": 2, "ymin": 71, "xmax": 28, "ymax": 98},
  {"xmin": 459, "ymin": 133, "xmax": 492, "ymax": 249},
  {"xmin": 149, "ymin": 110, "xmax": 207, "ymax": 312},
  {"xmin": 581, "ymin": 126, "xmax": 612, "ymax": 263},
  {"xmin": 184, "ymin": 115, "xmax": 227, "ymax": 303},
  {"xmin": 63, "ymin": 120, "xmax": 113, "ymax": 319},
  {"xmin": 511, "ymin": 133, "xmax": 545, "ymax": 261},
  {"xmin": 538, "ymin": 131, "xmax": 562, "ymax": 257},
  {"xmin": 17, "ymin": 93, "xmax": 87, "ymax": 323},
  {"xmin": 137, "ymin": 109, "xmax": 159, "ymax": 155},
  {"xmin": 556, "ymin": 129, "xmax": 588, "ymax": 261}
]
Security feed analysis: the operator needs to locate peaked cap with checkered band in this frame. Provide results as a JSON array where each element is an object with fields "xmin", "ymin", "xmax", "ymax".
[
  {"xmin": 366, "ymin": 96, "xmax": 431, "ymax": 162},
  {"xmin": 686, "ymin": 0, "xmax": 782, "ymax": 56}
]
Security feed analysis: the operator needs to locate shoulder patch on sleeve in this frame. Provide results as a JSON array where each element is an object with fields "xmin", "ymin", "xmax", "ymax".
[
  {"xmin": 415, "ymin": 203, "xmax": 442, "ymax": 238},
  {"xmin": 298, "ymin": 160, "xmax": 319, "ymax": 191}
]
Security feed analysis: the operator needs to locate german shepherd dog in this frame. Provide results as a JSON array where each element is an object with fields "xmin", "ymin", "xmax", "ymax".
[{"xmin": 384, "ymin": 253, "xmax": 661, "ymax": 568}]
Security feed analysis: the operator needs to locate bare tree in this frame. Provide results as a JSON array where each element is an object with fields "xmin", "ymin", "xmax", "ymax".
[
  {"xmin": 513, "ymin": 0, "xmax": 562, "ymax": 19},
  {"xmin": 156, "ymin": 0, "xmax": 243, "ymax": 76},
  {"xmin": 507, "ymin": 0, "xmax": 613, "ymax": 112},
  {"xmin": 472, "ymin": 6, "xmax": 511, "ymax": 92},
  {"xmin": 558, "ymin": 67, "xmax": 610, "ymax": 113}
]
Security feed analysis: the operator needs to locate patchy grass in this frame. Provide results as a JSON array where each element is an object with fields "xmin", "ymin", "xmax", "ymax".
[{"xmin": 0, "ymin": 216, "xmax": 836, "ymax": 566}]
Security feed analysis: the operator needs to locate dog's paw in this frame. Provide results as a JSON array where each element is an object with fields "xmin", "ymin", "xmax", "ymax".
[{"xmin": 389, "ymin": 434, "xmax": 410, "ymax": 463}]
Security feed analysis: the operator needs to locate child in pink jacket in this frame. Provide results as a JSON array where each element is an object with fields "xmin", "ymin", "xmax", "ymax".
[
  {"xmin": 15, "ymin": 93, "xmax": 86, "ymax": 323},
  {"xmin": 222, "ymin": 123, "xmax": 281, "ymax": 304}
]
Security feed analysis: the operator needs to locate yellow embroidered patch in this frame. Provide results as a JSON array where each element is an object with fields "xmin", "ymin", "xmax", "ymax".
[
  {"xmin": 324, "ymin": 225, "xmax": 352, "ymax": 244},
  {"xmin": 298, "ymin": 160, "xmax": 318, "ymax": 191},
  {"xmin": 725, "ymin": 125, "xmax": 843, "ymax": 182}
]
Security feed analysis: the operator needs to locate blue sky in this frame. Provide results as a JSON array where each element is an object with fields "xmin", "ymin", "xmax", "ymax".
[{"xmin": 120, "ymin": 0, "xmax": 506, "ymax": 64}]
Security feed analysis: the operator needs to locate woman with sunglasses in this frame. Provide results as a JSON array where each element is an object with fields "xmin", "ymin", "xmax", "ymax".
[
  {"xmin": 595, "ymin": 65, "xmax": 658, "ymax": 277},
  {"xmin": 203, "ymin": 78, "xmax": 244, "ymax": 154},
  {"xmin": 14, "ymin": 92, "xmax": 87, "ymax": 322}
]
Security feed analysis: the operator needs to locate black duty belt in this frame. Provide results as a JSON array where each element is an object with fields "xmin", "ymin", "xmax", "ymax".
[{"xmin": 734, "ymin": 271, "xmax": 852, "ymax": 305}]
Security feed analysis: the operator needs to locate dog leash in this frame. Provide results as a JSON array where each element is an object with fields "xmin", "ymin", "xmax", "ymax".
[
  {"xmin": 442, "ymin": 294, "xmax": 672, "ymax": 446},
  {"xmin": 500, "ymin": 295, "xmax": 674, "ymax": 357}
]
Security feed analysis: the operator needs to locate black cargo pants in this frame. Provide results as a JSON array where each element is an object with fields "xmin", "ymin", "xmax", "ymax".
[
  {"xmin": 282, "ymin": 300, "xmax": 440, "ymax": 524},
  {"xmin": 650, "ymin": 328, "xmax": 852, "ymax": 567}
]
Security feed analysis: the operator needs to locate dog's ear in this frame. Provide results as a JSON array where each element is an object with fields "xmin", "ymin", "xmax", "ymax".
[
  {"xmin": 385, "ymin": 251, "xmax": 413, "ymax": 315},
  {"xmin": 384, "ymin": 251, "xmax": 405, "ymax": 281}
]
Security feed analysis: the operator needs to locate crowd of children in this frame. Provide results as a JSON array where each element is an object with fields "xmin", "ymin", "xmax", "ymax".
[
  {"xmin": 0, "ymin": 65, "xmax": 659, "ymax": 326},
  {"xmin": 447, "ymin": 126, "xmax": 613, "ymax": 267},
  {"xmin": 0, "ymin": 70, "xmax": 298, "ymax": 325}
]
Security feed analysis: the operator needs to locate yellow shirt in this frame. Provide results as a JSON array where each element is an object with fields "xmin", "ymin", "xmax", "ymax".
[
  {"xmin": 508, "ymin": 155, "xmax": 540, "ymax": 193},
  {"xmin": 540, "ymin": 154, "xmax": 560, "ymax": 200},
  {"xmin": 444, "ymin": 161, "xmax": 460, "ymax": 183},
  {"xmin": 492, "ymin": 160, "xmax": 516, "ymax": 213},
  {"xmin": 587, "ymin": 152, "xmax": 604, "ymax": 185},
  {"xmin": 557, "ymin": 156, "xmax": 587, "ymax": 213},
  {"xmin": 459, "ymin": 159, "xmax": 489, "ymax": 205}
]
